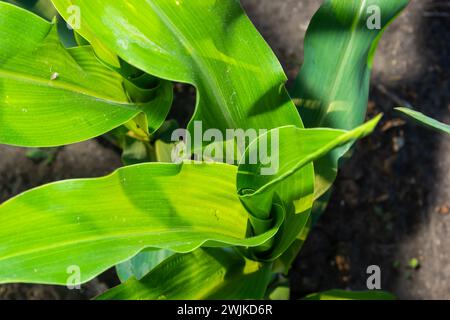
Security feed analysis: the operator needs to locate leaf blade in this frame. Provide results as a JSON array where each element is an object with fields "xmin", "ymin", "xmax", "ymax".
[
  {"xmin": 0, "ymin": 162, "xmax": 282, "ymax": 285},
  {"xmin": 0, "ymin": 2, "xmax": 172, "ymax": 147},
  {"xmin": 303, "ymin": 289, "xmax": 395, "ymax": 301},
  {"xmin": 51, "ymin": 0, "xmax": 303, "ymax": 134},
  {"xmin": 291, "ymin": 0, "xmax": 409, "ymax": 198},
  {"xmin": 396, "ymin": 107, "xmax": 450, "ymax": 135},
  {"xmin": 99, "ymin": 248, "xmax": 272, "ymax": 300},
  {"xmin": 238, "ymin": 116, "xmax": 382, "ymax": 260},
  {"xmin": 116, "ymin": 248, "xmax": 174, "ymax": 282}
]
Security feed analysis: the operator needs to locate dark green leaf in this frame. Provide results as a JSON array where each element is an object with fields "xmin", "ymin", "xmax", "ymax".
[{"xmin": 291, "ymin": 0, "xmax": 409, "ymax": 198}]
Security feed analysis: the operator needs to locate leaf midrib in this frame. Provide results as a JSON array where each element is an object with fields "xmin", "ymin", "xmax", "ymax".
[
  {"xmin": 0, "ymin": 224, "xmax": 248, "ymax": 264},
  {"xmin": 0, "ymin": 68, "xmax": 136, "ymax": 109},
  {"xmin": 322, "ymin": 0, "xmax": 368, "ymax": 125},
  {"xmin": 146, "ymin": 1, "xmax": 237, "ymax": 128}
]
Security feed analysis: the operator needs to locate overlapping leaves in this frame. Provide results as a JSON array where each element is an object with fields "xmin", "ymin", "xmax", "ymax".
[
  {"xmin": 291, "ymin": 0, "xmax": 410, "ymax": 198},
  {"xmin": 0, "ymin": 118, "xmax": 380, "ymax": 286},
  {"xmin": 51, "ymin": 0, "xmax": 303, "ymax": 135},
  {"xmin": 100, "ymin": 248, "xmax": 272, "ymax": 300},
  {"xmin": 0, "ymin": 0, "xmax": 408, "ymax": 300},
  {"xmin": 0, "ymin": 2, "xmax": 172, "ymax": 147}
]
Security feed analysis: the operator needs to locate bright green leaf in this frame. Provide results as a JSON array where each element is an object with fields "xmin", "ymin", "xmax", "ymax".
[
  {"xmin": 268, "ymin": 286, "xmax": 290, "ymax": 301},
  {"xmin": 50, "ymin": 0, "xmax": 303, "ymax": 135},
  {"xmin": 116, "ymin": 248, "xmax": 174, "ymax": 282},
  {"xmin": 303, "ymin": 289, "xmax": 396, "ymax": 300},
  {"xmin": 238, "ymin": 115, "xmax": 382, "ymax": 260},
  {"xmin": 396, "ymin": 107, "xmax": 450, "ymax": 135},
  {"xmin": 50, "ymin": 1, "xmax": 317, "ymax": 260},
  {"xmin": 0, "ymin": 2, "xmax": 172, "ymax": 147},
  {"xmin": 0, "ymin": 162, "xmax": 283, "ymax": 285}
]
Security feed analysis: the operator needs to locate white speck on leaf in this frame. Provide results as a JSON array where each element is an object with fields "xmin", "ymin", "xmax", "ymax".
[{"xmin": 117, "ymin": 39, "xmax": 129, "ymax": 50}]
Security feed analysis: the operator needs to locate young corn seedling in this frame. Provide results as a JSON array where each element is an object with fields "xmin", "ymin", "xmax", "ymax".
[{"xmin": 0, "ymin": 0, "xmax": 420, "ymax": 300}]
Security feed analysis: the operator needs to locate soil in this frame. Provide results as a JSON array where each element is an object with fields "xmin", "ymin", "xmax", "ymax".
[{"xmin": 1, "ymin": 0, "xmax": 449, "ymax": 300}]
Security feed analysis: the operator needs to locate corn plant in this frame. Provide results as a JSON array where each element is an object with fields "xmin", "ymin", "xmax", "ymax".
[{"xmin": 0, "ymin": 0, "xmax": 413, "ymax": 300}]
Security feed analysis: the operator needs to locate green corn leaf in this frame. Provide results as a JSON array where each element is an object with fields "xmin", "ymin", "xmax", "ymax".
[
  {"xmin": 273, "ymin": 234, "xmax": 309, "ymax": 275},
  {"xmin": 0, "ymin": 162, "xmax": 283, "ymax": 285},
  {"xmin": 396, "ymin": 107, "xmax": 450, "ymax": 135},
  {"xmin": 50, "ymin": 0, "xmax": 303, "ymax": 134},
  {"xmin": 50, "ymin": 1, "xmax": 317, "ymax": 255},
  {"xmin": 291, "ymin": 0, "xmax": 409, "ymax": 198},
  {"xmin": 3, "ymin": 0, "xmax": 57, "ymax": 20},
  {"xmin": 51, "ymin": 0, "xmax": 316, "ymax": 217},
  {"xmin": 293, "ymin": 0, "xmax": 409, "ymax": 129},
  {"xmin": 303, "ymin": 289, "xmax": 396, "ymax": 300},
  {"xmin": 116, "ymin": 248, "xmax": 174, "ymax": 282},
  {"xmin": 98, "ymin": 248, "xmax": 272, "ymax": 300},
  {"xmin": 115, "ymin": 138, "xmax": 178, "ymax": 282},
  {"xmin": 0, "ymin": 2, "xmax": 172, "ymax": 147},
  {"xmin": 238, "ymin": 116, "xmax": 382, "ymax": 204},
  {"xmin": 0, "ymin": 118, "xmax": 381, "ymax": 285},
  {"xmin": 238, "ymin": 115, "xmax": 381, "ymax": 260},
  {"xmin": 268, "ymin": 286, "xmax": 290, "ymax": 301},
  {"xmin": 50, "ymin": 0, "xmax": 317, "ymax": 251}
]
